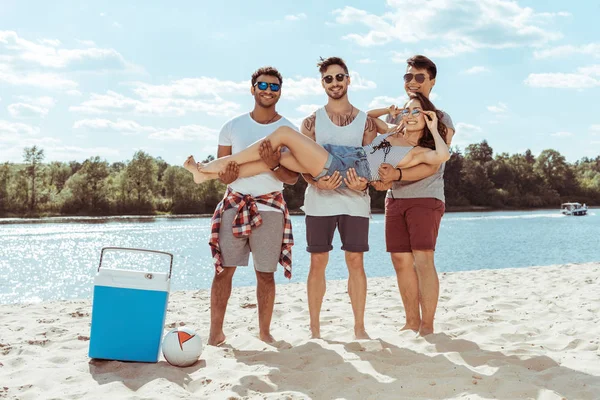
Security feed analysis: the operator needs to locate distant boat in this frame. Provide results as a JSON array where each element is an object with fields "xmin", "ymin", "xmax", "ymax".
[{"xmin": 561, "ymin": 202, "xmax": 588, "ymax": 216}]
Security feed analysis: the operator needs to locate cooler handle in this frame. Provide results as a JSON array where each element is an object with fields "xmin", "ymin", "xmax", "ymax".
[{"xmin": 98, "ymin": 247, "xmax": 174, "ymax": 279}]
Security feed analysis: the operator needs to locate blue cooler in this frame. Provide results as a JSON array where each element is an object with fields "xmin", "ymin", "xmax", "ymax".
[{"xmin": 89, "ymin": 247, "xmax": 173, "ymax": 363}]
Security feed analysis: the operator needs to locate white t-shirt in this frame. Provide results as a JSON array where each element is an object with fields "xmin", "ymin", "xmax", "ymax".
[{"xmin": 218, "ymin": 113, "xmax": 298, "ymax": 212}]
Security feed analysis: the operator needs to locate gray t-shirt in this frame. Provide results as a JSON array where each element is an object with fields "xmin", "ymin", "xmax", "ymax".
[{"xmin": 386, "ymin": 110, "xmax": 455, "ymax": 202}]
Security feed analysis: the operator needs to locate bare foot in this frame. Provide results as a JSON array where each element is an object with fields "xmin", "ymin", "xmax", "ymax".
[
  {"xmin": 354, "ymin": 328, "xmax": 371, "ymax": 340},
  {"xmin": 310, "ymin": 326, "xmax": 321, "ymax": 339},
  {"xmin": 183, "ymin": 156, "xmax": 208, "ymax": 184},
  {"xmin": 207, "ymin": 332, "xmax": 226, "ymax": 347},
  {"xmin": 259, "ymin": 333, "xmax": 276, "ymax": 344},
  {"xmin": 401, "ymin": 323, "xmax": 420, "ymax": 332},
  {"xmin": 418, "ymin": 325, "xmax": 434, "ymax": 337}
]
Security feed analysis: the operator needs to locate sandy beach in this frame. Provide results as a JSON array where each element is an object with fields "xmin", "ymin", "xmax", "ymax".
[{"xmin": 1, "ymin": 262, "xmax": 599, "ymax": 400}]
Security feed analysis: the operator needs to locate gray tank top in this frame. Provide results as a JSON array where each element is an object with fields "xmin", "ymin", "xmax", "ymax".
[{"xmin": 363, "ymin": 134, "xmax": 413, "ymax": 181}]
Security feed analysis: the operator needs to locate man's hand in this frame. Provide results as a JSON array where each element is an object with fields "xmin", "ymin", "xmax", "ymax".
[
  {"xmin": 258, "ymin": 139, "xmax": 281, "ymax": 169},
  {"xmin": 218, "ymin": 161, "xmax": 239, "ymax": 184},
  {"xmin": 378, "ymin": 163, "xmax": 401, "ymax": 184},
  {"xmin": 314, "ymin": 170, "xmax": 343, "ymax": 190},
  {"xmin": 344, "ymin": 168, "xmax": 368, "ymax": 192},
  {"xmin": 371, "ymin": 180, "xmax": 392, "ymax": 191}
]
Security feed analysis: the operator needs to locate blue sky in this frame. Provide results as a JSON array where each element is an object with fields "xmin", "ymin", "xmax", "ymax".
[{"xmin": 1, "ymin": 0, "xmax": 599, "ymax": 165}]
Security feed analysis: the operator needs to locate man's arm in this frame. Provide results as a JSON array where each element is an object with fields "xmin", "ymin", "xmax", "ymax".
[
  {"xmin": 300, "ymin": 113, "xmax": 342, "ymax": 190},
  {"xmin": 388, "ymin": 125, "xmax": 456, "ymax": 181}
]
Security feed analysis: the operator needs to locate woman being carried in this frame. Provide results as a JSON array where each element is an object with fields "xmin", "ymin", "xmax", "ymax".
[{"xmin": 185, "ymin": 92, "xmax": 449, "ymax": 186}]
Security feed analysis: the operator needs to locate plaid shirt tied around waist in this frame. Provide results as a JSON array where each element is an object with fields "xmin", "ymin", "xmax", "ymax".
[{"xmin": 209, "ymin": 187, "xmax": 294, "ymax": 279}]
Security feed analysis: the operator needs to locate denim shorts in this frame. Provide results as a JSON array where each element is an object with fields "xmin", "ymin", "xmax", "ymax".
[{"xmin": 314, "ymin": 144, "xmax": 371, "ymax": 187}]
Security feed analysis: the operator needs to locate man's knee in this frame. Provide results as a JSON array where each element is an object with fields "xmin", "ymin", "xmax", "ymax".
[
  {"xmin": 256, "ymin": 270, "xmax": 275, "ymax": 284},
  {"xmin": 345, "ymin": 251, "xmax": 364, "ymax": 270},
  {"xmin": 214, "ymin": 267, "xmax": 236, "ymax": 282},
  {"xmin": 413, "ymin": 251, "xmax": 436, "ymax": 272},
  {"xmin": 310, "ymin": 252, "xmax": 329, "ymax": 270},
  {"xmin": 391, "ymin": 252, "xmax": 414, "ymax": 273}
]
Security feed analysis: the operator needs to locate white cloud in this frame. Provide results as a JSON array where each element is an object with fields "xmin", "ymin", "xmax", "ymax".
[
  {"xmin": 284, "ymin": 13, "xmax": 307, "ymax": 21},
  {"xmin": 551, "ymin": 131, "xmax": 573, "ymax": 137},
  {"xmin": 0, "ymin": 63, "xmax": 78, "ymax": 90},
  {"xmin": 368, "ymin": 95, "xmax": 407, "ymax": 109},
  {"xmin": 578, "ymin": 65, "xmax": 600, "ymax": 76},
  {"xmin": 390, "ymin": 50, "xmax": 411, "ymax": 63},
  {"xmin": 487, "ymin": 102, "xmax": 508, "ymax": 113},
  {"xmin": 8, "ymin": 103, "xmax": 49, "ymax": 118},
  {"xmin": 67, "ymin": 90, "xmax": 83, "ymax": 96},
  {"xmin": 589, "ymin": 125, "xmax": 600, "ymax": 134},
  {"xmin": 113, "ymin": 22, "xmax": 123, "ymax": 28},
  {"xmin": 77, "ymin": 39, "xmax": 97, "ymax": 47},
  {"xmin": 453, "ymin": 122, "xmax": 485, "ymax": 146},
  {"xmin": 73, "ymin": 118, "xmax": 157, "ymax": 135},
  {"xmin": 358, "ymin": 58, "xmax": 375, "ymax": 64},
  {"xmin": 464, "ymin": 66, "xmax": 489, "ymax": 74},
  {"xmin": 333, "ymin": 1, "xmax": 565, "ymax": 55},
  {"xmin": 16, "ymin": 96, "xmax": 56, "ymax": 108},
  {"xmin": 524, "ymin": 72, "xmax": 600, "ymax": 89},
  {"xmin": 131, "ymin": 77, "xmax": 248, "ymax": 98},
  {"xmin": 296, "ymin": 104, "xmax": 320, "ymax": 114},
  {"xmin": 149, "ymin": 125, "xmax": 218, "ymax": 141},
  {"xmin": 70, "ymin": 90, "xmax": 240, "ymax": 117},
  {"xmin": 38, "ymin": 38, "xmax": 61, "ymax": 47},
  {"xmin": 0, "ymin": 120, "xmax": 40, "ymax": 137},
  {"xmin": 533, "ymin": 43, "xmax": 600, "ymax": 59},
  {"xmin": 0, "ymin": 30, "xmax": 136, "ymax": 72}
]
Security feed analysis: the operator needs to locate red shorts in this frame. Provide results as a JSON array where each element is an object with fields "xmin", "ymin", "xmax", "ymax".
[{"xmin": 385, "ymin": 198, "xmax": 445, "ymax": 253}]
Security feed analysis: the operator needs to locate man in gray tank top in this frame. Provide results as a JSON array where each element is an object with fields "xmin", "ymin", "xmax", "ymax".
[
  {"xmin": 301, "ymin": 57, "xmax": 378, "ymax": 339},
  {"xmin": 370, "ymin": 55, "xmax": 456, "ymax": 336}
]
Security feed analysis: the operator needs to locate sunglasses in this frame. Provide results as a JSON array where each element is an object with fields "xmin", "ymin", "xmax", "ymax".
[
  {"xmin": 254, "ymin": 81, "xmax": 281, "ymax": 92},
  {"xmin": 400, "ymin": 108, "xmax": 422, "ymax": 118},
  {"xmin": 322, "ymin": 73, "xmax": 349, "ymax": 84},
  {"xmin": 403, "ymin": 73, "xmax": 427, "ymax": 84}
]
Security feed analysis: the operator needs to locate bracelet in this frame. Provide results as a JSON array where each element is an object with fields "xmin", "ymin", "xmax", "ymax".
[
  {"xmin": 395, "ymin": 167, "xmax": 403, "ymax": 181},
  {"xmin": 270, "ymin": 164, "xmax": 281, "ymax": 172}
]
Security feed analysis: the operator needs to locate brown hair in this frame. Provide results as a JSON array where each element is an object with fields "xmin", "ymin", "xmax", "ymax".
[
  {"xmin": 317, "ymin": 56, "xmax": 349, "ymax": 75},
  {"xmin": 251, "ymin": 66, "xmax": 282, "ymax": 86},
  {"xmin": 406, "ymin": 55, "xmax": 437, "ymax": 79},
  {"xmin": 405, "ymin": 92, "xmax": 447, "ymax": 150}
]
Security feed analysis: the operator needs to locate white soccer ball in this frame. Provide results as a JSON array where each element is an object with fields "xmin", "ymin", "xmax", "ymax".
[{"xmin": 161, "ymin": 326, "xmax": 203, "ymax": 367}]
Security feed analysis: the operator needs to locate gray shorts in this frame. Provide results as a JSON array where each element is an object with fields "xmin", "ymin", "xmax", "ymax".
[{"xmin": 219, "ymin": 208, "xmax": 284, "ymax": 273}]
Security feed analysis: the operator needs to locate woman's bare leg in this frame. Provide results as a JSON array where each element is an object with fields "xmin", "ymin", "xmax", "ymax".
[
  {"xmin": 199, "ymin": 126, "xmax": 329, "ymax": 176},
  {"xmin": 184, "ymin": 154, "xmax": 310, "ymax": 185}
]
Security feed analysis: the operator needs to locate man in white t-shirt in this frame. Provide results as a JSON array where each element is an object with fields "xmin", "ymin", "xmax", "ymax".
[{"xmin": 208, "ymin": 66, "xmax": 299, "ymax": 346}]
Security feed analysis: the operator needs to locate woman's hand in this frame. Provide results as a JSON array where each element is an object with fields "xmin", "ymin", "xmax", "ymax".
[
  {"xmin": 423, "ymin": 110, "xmax": 439, "ymax": 131},
  {"xmin": 388, "ymin": 105, "xmax": 401, "ymax": 119}
]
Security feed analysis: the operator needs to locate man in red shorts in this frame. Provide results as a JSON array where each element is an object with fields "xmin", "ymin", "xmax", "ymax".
[{"xmin": 371, "ymin": 55, "xmax": 455, "ymax": 336}]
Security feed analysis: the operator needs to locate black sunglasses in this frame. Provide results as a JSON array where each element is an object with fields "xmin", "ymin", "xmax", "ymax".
[
  {"xmin": 254, "ymin": 81, "xmax": 281, "ymax": 92},
  {"xmin": 403, "ymin": 73, "xmax": 427, "ymax": 84},
  {"xmin": 322, "ymin": 73, "xmax": 349, "ymax": 84}
]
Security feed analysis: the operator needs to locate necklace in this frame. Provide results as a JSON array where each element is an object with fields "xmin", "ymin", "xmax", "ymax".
[{"xmin": 250, "ymin": 111, "xmax": 279, "ymax": 124}]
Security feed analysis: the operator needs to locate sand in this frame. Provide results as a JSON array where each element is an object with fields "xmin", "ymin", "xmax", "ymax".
[{"xmin": 1, "ymin": 262, "xmax": 599, "ymax": 400}]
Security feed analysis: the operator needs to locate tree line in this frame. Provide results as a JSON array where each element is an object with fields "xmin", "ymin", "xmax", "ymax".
[{"xmin": 0, "ymin": 142, "xmax": 598, "ymax": 217}]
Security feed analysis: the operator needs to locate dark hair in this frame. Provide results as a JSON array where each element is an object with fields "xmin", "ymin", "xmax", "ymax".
[
  {"xmin": 405, "ymin": 92, "xmax": 447, "ymax": 150},
  {"xmin": 406, "ymin": 55, "xmax": 437, "ymax": 79},
  {"xmin": 317, "ymin": 56, "xmax": 349, "ymax": 75},
  {"xmin": 251, "ymin": 66, "xmax": 282, "ymax": 86}
]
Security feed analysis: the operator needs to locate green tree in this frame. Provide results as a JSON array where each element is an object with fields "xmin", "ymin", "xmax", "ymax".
[
  {"xmin": 23, "ymin": 146, "xmax": 45, "ymax": 211},
  {"xmin": 465, "ymin": 140, "xmax": 494, "ymax": 164},
  {"xmin": 125, "ymin": 151, "xmax": 158, "ymax": 212}
]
